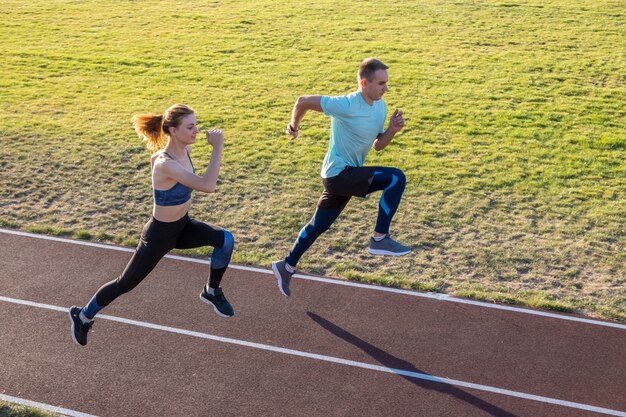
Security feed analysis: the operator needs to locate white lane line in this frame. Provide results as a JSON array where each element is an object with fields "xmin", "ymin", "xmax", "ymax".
[
  {"xmin": 1, "ymin": 228, "xmax": 625, "ymax": 330},
  {"xmin": 1, "ymin": 295, "xmax": 625, "ymax": 417},
  {"xmin": 0, "ymin": 393, "xmax": 98, "ymax": 417}
]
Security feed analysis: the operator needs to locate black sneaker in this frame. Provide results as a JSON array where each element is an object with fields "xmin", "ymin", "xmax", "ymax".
[
  {"xmin": 272, "ymin": 260, "xmax": 293, "ymax": 297},
  {"xmin": 68, "ymin": 306, "xmax": 93, "ymax": 346},
  {"xmin": 199, "ymin": 287, "xmax": 234, "ymax": 318}
]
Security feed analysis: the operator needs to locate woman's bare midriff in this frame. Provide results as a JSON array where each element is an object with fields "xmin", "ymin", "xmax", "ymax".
[{"xmin": 152, "ymin": 199, "xmax": 192, "ymax": 222}]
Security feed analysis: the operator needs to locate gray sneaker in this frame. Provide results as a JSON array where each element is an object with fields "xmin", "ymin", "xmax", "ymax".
[
  {"xmin": 369, "ymin": 235, "xmax": 412, "ymax": 256},
  {"xmin": 272, "ymin": 260, "xmax": 293, "ymax": 296}
]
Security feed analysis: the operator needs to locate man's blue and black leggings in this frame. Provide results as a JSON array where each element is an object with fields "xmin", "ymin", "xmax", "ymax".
[{"xmin": 285, "ymin": 166, "xmax": 406, "ymax": 268}]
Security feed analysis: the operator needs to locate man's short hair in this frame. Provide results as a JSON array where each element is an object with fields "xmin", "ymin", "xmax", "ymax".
[{"xmin": 358, "ymin": 58, "xmax": 389, "ymax": 81}]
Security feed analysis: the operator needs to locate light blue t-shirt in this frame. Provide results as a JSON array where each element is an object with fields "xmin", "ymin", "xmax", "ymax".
[{"xmin": 320, "ymin": 91, "xmax": 387, "ymax": 178}]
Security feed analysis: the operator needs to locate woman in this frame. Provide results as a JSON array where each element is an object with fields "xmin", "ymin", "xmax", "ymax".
[{"xmin": 69, "ymin": 104, "xmax": 235, "ymax": 346}]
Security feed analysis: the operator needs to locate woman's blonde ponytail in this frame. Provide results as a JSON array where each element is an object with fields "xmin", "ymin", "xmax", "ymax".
[
  {"xmin": 132, "ymin": 113, "xmax": 165, "ymax": 153},
  {"xmin": 132, "ymin": 104, "xmax": 195, "ymax": 154}
]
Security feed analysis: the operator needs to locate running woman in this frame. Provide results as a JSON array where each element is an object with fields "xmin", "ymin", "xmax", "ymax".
[
  {"xmin": 69, "ymin": 104, "xmax": 235, "ymax": 346},
  {"xmin": 272, "ymin": 58, "xmax": 411, "ymax": 297}
]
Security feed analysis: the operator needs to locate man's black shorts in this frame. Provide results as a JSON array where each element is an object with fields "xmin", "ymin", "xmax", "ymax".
[{"xmin": 317, "ymin": 166, "xmax": 378, "ymax": 211}]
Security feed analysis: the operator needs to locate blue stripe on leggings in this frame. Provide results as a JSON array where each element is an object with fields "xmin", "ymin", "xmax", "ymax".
[
  {"xmin": 375, "ymin": 172, "xmax": 398, "ymax": 215},
  {"xmin": 82, "ymin": 294, "xmax": 103, "ymax": 320},
  {"xmin": 211, "ymin": 230, "xmax": 234, "ymax": 269}
]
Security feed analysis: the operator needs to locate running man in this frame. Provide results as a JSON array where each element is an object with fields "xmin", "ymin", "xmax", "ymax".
[
  {"xmin": 272, "ymin": 58, "xmax": 411, "ymax": 297},
  {"xmin": 69, "ymin": 104, "xmax": 235, "ymax": 346}
]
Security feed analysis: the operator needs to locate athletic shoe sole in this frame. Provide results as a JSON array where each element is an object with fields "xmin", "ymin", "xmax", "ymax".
[
  {"xmin": 199, "ymin": 293, "xmax": 233, "ymax": 318},
  {"xmin": 272, "ymin": 262, "xmax": 289, "ymax": 297},
  {"xmin": 368, "ymin": 248, "xmax": 412, "ymax": 256},
  {"xmin": 68, "ymin": 307, "xmax": 82, "ymax": 346}
]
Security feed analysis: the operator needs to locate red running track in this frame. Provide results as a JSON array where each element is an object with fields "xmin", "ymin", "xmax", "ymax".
[{"xmin": 1, "ymin": 229, "xmax": 625, "ymax": 417}]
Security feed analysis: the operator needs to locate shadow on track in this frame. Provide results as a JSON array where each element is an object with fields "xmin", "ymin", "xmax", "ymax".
[{"xmin": 307, "ymin": 312, "xmax": 519, "ymax": 417}]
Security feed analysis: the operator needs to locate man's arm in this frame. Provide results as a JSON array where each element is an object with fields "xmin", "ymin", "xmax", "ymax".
[
  {"xmin": 373, "ymin": 109, "xmax": 405, "ymax": 151},
  {"xmin": 286, "ymin": 95, "xmax": 323, "ymax": 139}
]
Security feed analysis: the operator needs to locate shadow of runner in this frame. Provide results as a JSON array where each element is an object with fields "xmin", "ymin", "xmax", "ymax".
[{"xmin": 307, "ymin": 312, "xmax": 519, "ymax": 417}]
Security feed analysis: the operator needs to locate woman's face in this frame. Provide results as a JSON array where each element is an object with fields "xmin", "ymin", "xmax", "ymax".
[{"xmin": 171, "ymin": 114, "xmax": 199, "ymax": 144}]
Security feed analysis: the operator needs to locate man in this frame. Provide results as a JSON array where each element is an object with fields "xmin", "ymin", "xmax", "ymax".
[{"xmin": 272, "ymin": 58, "xmax": 411, "ymax": 297}]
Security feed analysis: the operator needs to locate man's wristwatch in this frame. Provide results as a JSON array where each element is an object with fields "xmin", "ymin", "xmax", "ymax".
[{"xmin": 288, "ymin": 124, "xmax": 299, "ymax": 133}]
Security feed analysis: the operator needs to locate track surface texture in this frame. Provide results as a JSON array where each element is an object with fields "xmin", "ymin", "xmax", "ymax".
[{"xmin": 1, "ymin": 230, "xmax": 625, "ymax": 417}]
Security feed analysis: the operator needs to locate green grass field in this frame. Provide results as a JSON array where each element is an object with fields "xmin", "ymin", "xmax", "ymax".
[
  {"xmin": 1, "ymin": 0, "xmax": 624, "ymax": 321},
  {"xmin": 0, "ymin": 401, "xmax": 58, "ymax": 417}
]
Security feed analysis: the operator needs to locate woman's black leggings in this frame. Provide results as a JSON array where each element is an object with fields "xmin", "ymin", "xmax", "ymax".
[{"xmin": 82, "ymin": 214, "xmax": 233, "ymax": 319}]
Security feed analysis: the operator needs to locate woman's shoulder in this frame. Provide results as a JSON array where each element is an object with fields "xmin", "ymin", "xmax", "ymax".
[
  {"xmin": 150, "ymin": 150, "xmax": 172, "ymax": 168},
  {"xmin": 151, "ymin": 150, "xmax": 164, "ymax": 161}
]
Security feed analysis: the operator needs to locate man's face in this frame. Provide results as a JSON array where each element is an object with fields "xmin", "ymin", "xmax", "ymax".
[{"xmin": 362, "ymin": 69, "xmax": 389, "ymax": 101}]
